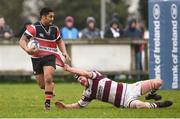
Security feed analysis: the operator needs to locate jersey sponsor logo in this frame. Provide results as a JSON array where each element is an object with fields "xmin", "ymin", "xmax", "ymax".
[
  {"xmin": 39, "ymin": 46, "xmax": 58, "ymax": 52},
  {"xmin": 39, "ymin": 33, "xmax": 44, "ymax": 38},
  {"xmin": 96, "ymin": 85, "xmax": 103, "ymax": 100}
]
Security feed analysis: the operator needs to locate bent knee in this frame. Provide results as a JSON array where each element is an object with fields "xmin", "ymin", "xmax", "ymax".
[
  {"xmin": 37, "ymin": 80, "xmax": 45, "ymax": 89},
  {"xmin": 44, "ymin": 74, "xmax": 53, "ymax": 84},
  {"xmin": 39, "ymin": 85, "xmax": 45, "ymax": 89},
  {"xmin": 153, "ymin": 78, "xmax": 163, "ymax": 89}
]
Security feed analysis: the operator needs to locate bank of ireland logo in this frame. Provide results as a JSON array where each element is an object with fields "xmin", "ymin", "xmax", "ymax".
[
  {"xmin": 171, "ymin": 4, "xmax": 178, "ymax": 19},
  {"xmin": 153, "ymin": 4, "xmax": 160, "ymax": 20}
]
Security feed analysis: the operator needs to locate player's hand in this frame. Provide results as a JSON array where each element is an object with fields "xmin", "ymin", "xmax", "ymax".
[
  {"xmin": 64, "ymin": 64, "xmax": 71, "ymax": 71},
  {"xmin": 26, "ymin": 47, "xmax": 39, "ymax": 55},
  {"xmin": 55, "ymin": 101, "xmax": 66, "ymax": 109},
  {"xmin": 62, "ymin": 53, "xmax": 71, "ymax": 61}
]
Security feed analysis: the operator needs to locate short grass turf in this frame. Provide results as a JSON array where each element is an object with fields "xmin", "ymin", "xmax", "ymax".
[{"xmin": 0, "ymin": 83, "xmax": 179, "ymax": 118}]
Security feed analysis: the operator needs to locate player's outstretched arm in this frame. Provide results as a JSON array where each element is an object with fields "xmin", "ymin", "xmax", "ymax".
[
  {"xmin": 55, "ymin": 101, "xmax": 81, "ymax": 109},
  {"xmin": 64, "ymin": 64, "xmax": 93, "ymax": 78},
  {"xmin": 19, "ymin": 35, "xmax": 38, "ymax": 55},
  {"xmin": 57, "ymin": 40, "xmax": 71, "ymax": 61}
]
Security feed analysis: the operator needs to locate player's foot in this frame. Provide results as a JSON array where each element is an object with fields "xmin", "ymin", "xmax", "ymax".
[
  {"xmin": 55, "ymin": 101, "xmax": 66, "ymax": 109},
  {"xmin": 145, "ymin": 93, "xmax": 162, "ymax": 100},
  {"xmin": 44, "ymin": 102, "xmax": 51, "ymax": 110},
  {"xmin": 155, "ymin": 100, "xmax": 173, "ymax": 108}
]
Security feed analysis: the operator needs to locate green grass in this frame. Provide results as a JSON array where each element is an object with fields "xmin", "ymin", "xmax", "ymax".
[{"xmin": 0, "ymin": 82, "xmax": 180, "ymax": 118}]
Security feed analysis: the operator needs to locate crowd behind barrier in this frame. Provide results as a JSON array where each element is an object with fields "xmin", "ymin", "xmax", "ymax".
[{"xmin": 0, "ymin": 13, "xmax": 149, "ymax": 80}]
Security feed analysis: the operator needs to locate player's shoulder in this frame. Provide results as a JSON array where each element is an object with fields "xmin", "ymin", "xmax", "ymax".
[
  {"xmin": 29, "ymin": 22, "xmax": 40, "ymax": 27},
  {"xmin": 26, "ymin": 22, "xmax": 39, "ymax": 30},
  {"xmin": 50, "ymin": 23, "xmax": 59, "ymax": 29},
  {"xmin": 91, "ymin": 70, "xmax": 105, "ymax": 79},
  {"xmin": 34, "ymin": 22, "xmax": 40, "ymax": 25},
  {"xmin": 25, "ymin": 23, "xmax": 37, "ymax": 36},
  {"xmin": 92, "ymin": 70, "xmax": 102, "ymax": 75}
]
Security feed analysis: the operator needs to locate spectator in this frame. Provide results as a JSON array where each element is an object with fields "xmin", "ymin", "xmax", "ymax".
[
  {"xmin": 105, "ymin": 12, "xmax": 121, "ymax": 33},
  {"xmin": 15, "ymin": 20, "xmax": 32, "ymax": 37},
  {"xmin": 124, "ymin": 18, "xmax": 142, "ymax": 38},
  {"xmin": 104, "ymin": 18, "xmax": 124, "ymax": 80},
  {"xmin": 124, "ymin": 18, "xmax": 143, "ymax": 80},
  {"xmin": 104, "ymin": 18, "xmax": 123, "ymax": 38},
  {"xmin": 79, "ymin": 17, "xmax": 100, "ymax": 39},
  {"xmin": 61, "ymin": 16, "xmax": 78, "ymax": 40},
  {"xmin": 0, "ymin": 16, "xmax": 13, "ymax": 39}
]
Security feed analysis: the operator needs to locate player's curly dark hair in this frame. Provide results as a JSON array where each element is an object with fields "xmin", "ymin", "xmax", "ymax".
[{"xmin": 40, "ymin": 7, "xmax": 53, "ymax": 18}]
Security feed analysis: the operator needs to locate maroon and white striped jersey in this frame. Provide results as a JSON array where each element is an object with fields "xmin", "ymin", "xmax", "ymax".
[{"xmin": 78, "ymin": 71, "xmax": 127, "ymax": 108}]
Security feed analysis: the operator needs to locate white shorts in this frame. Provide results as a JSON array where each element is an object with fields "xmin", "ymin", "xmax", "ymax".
[{"xmin": 123, "ymin": 81, "xmax": 142, "ymax": 108}]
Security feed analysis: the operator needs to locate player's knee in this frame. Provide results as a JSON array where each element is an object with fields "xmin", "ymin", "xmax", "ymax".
[
  {"xmin": 44, "ymin": 74, "xmax": 53, "ymax": 84},
  {"xmin": 153, "ymin": 78, "xmax": 163, "ymax": 89},
  {"xmin": 39, "ymin": 85, "xmax": 45, "ymax": 89},
  {"xmin": 38, "ymin": 83, "xmax": 45, "ymax": 89}
]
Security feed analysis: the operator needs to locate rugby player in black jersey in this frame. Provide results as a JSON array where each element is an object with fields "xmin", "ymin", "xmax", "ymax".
[{"xmin": 19, "ymin": 7, "xmax": 70, "ymax": 110}]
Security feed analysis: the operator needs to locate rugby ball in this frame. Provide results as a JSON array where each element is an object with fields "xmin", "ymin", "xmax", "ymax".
[{"xmin": 27, "ymin": 40, "xmax": 39, "ymax": 49}]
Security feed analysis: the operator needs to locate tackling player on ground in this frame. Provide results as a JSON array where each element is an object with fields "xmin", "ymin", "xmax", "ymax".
[
  {"xmin": 19, "ymin": 7, "xmax": 70, "ymax": 110},
  {"xmin": 55, "ymin": 64, "xmax": 173, "ymax": 109}
]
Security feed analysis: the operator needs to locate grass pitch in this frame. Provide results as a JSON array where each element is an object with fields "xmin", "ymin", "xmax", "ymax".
[{"xmin": 0, "ymin": 82, "xmax": 179, "ymax": 118}]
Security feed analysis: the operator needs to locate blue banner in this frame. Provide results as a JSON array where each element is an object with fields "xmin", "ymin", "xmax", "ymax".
[{"xmin": 148, "ymin": 0, "xmax": 180, "ymax": 89}]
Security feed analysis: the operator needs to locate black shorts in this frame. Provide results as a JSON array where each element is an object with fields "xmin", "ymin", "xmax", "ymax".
[{"xmin": 31, "ymin": 54, "xmax": 56, "ymax": 75}]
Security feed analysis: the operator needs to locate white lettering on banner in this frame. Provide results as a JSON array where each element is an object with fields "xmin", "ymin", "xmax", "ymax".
[
  {"xmin": 171, "ymin": 4, "xmax": 178, "ymax": 20},
  {"xmin": 153, "ymin": 19, "xmax": 161, "ymax": 78},
  {"xmin": 171, "ymin": 3, "xmax": 178, "ymax": 89},
  {"xmin": 154, "ymin": 21, "xmax": 160, "ymax": 54},
  {"xmin": 153, "ymin": 4, "xmax": 160, "ymax": 20}
]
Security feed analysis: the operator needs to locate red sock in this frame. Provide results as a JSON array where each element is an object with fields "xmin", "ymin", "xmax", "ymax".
[{"xmin": 45, "ymin": 91, "xmax": 53, "ymax": 103}]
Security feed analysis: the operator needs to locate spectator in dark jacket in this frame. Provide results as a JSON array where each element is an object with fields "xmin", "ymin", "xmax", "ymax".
[
  {"xmin": 0, "ymin": 16, "xmax": 13, "ymax": 39},
  {"xmin": 80, "ymin": 17, "xmax": 100, "ymax": 39},
  {"xmin": 124, "ymin": 18, "xmax": 143, "ymax": 80},
  {"xmin": 104, "ymin": 18, "xmax": 125, "ymax": 80},
  {"xmin": 104, "ymin": 18, "xmax": 123, "ymax": 38},
  {"xmin": 124, "ymin": 18, "xmax": 142, "ymax": 38}
]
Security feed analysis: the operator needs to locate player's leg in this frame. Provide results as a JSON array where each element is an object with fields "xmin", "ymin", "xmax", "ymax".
[
  {"xmin": 31, "ymin": 57, "xmax": 47, "ymax": 90},
  {"xmin": 141, "ymin": 79, "xmax": 162, "ymax": 100},
  {"xmin": 43, "ymin": 66, "xmax": 55, "ymax": 110},
  {"xmin": 35, "ymin": 74, "xmax": 45, "ymax": 89},
  {"xmin": 129, "ymin": 100, "xmax": 173, "ymax": 109},
  {"xmin": 145, "ymin": 90, "xmax": 162, "ymax": 100},
  {"xmin": 35, "ymin": 74, "xmax": 56, "ymax": 95},
  {"xmin": 143, "ymin": 78, "xmax": 162, "ymax": 100},
  {"xmin": 44, "ymin": 67, "xmax": 55, "ymax": 108},
  {"xmin": 42, "ymin": 54, "xmax": 56, "ymax": 110},
  {"xmin": 141, "ymin": 78, "xmax": 163, "ymax": 95}
]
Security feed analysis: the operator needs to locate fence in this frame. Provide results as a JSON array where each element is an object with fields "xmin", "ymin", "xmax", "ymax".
[{"xmin": 0, "ymin": 38, "xmax": 148, "ymax": 78}]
